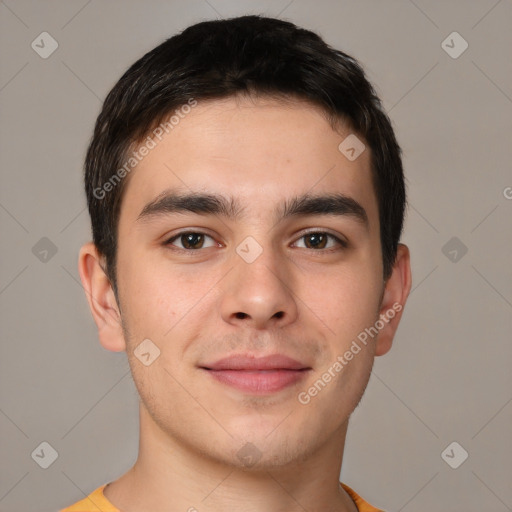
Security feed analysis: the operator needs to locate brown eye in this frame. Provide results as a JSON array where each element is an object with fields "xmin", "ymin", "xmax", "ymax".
[
  {"xmin": 166, "ymin": 232, "xmax": 216, "ymax": 250},
  {"xmin": 304, "ymin": 233, "xmax": 327, "ymax": 249},
  {"xmin": 294, "ymin": 232, "xmax": 346, "ymax": 250}
]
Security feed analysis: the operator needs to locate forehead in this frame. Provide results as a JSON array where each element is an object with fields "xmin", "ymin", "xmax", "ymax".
[{"xmin": 119, "ymin": 95, "xmax": 378, "ymax": 230}]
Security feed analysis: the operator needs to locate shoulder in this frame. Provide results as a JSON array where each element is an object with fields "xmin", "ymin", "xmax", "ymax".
[
  {"xmin": 340, "ymin": 482, "xmax": 387, "ymax": 512},
  {"xmin": 59, "ymin": 484, "xmax": 119, "ymax": 512}
]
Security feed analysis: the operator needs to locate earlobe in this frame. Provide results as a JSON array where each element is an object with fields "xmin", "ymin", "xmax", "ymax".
[
  {"xmin": 78, "ymin": 242, "xmax": 127, "ymax": 353},
  {"xmin": 375, "ymin": 243, "xmax": 412, "ymax": 356}
]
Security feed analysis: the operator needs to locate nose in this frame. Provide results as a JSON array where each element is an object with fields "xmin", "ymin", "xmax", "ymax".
[{"xmin": 220, "ymin": 246, "xmax": 298, "ymax": 330}]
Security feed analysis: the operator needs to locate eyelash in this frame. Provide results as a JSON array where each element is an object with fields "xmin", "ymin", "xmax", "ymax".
[{"xmin": 164, "ymin": 230, "xmax": 348, "ymax": 252}]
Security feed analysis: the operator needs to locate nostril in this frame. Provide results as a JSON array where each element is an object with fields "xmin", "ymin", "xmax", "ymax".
[{"xmin": 233, "ymin": 311, "xmax": 284, "ymax": 320}]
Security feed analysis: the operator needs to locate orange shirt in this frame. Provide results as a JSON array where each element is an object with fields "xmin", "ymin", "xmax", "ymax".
[{"xmin": 60, "ymin": 482, "xmax": 384, "ymax": 511}]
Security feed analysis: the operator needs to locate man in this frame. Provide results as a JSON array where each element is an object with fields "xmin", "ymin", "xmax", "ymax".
[{"xmin": 63, "ymin": 14, "xmax": 411, "ymax": 512}]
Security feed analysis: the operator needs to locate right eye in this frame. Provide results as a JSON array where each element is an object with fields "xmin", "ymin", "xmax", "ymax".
[{"xmin": 164, "ymin": 231, "xmax": 217, "ymax": 250}]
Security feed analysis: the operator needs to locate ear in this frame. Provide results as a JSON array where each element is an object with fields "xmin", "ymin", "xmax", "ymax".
[
  {"xmin": 375, "ymin": 243, "xmax": 412, "ymax": 357},
  {"xmin": 78, "ymin": 242, "xmax": 127, "ymax": 352}
]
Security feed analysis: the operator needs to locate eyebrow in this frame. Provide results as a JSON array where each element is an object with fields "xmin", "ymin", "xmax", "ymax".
[{"xmin": 136, "ymin": 190, "xmax": 369, "ymax": 230}]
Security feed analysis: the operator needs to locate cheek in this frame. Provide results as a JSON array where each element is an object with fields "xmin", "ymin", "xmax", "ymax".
[
  {"xmin": 119, "ymin": 256, "xmax": 213, "ymax": 340},
  {"xmin": 117, "ymin": 255, "xmax": 169, "ymax": 338},
  {"xmin": 300, "ymin": 262, "xmax": 382, "ymax": 343}
]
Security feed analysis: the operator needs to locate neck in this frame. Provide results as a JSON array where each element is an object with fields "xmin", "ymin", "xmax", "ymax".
[{"xmin": 104, "ymin": 403, "xmax": 359, "ymax": 512}]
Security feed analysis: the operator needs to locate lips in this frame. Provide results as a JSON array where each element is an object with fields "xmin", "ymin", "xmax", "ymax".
[
  {"xmin": 202, "ymin": 354, "xmax": 309, "ymax": 371},
  {"xmin": 200, "ymin": 354, "xmax": 311, "ymax": 394}
]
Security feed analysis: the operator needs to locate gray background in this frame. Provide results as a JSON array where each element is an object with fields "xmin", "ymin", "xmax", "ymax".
[{"xmin": 1, "ymin": 1, "xmax": 511, "ymax": 511}]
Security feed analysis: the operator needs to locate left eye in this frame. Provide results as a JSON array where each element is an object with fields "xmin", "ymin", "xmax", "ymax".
[
  {"xmin": 293, "ymin": 232, "xmax": 346, "ymax": 250},
  {"xmin": 166, "ymin": 232, "xmax": 217, "ymax": 250}
]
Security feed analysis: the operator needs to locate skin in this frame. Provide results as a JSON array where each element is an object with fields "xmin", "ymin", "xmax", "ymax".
[{"xmin": 79, "ymin": 95, "xmax": 411, "ymax": 512}]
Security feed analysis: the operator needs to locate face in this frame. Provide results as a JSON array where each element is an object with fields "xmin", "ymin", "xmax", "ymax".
[{"xmin": 109, "ymin": 95, "xmax": 390, "ymax": 469}]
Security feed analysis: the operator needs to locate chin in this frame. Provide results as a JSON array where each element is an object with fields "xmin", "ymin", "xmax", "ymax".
[{"xmin": 222, "ymin": 431, "xmax": 316, "ymax": 470}]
